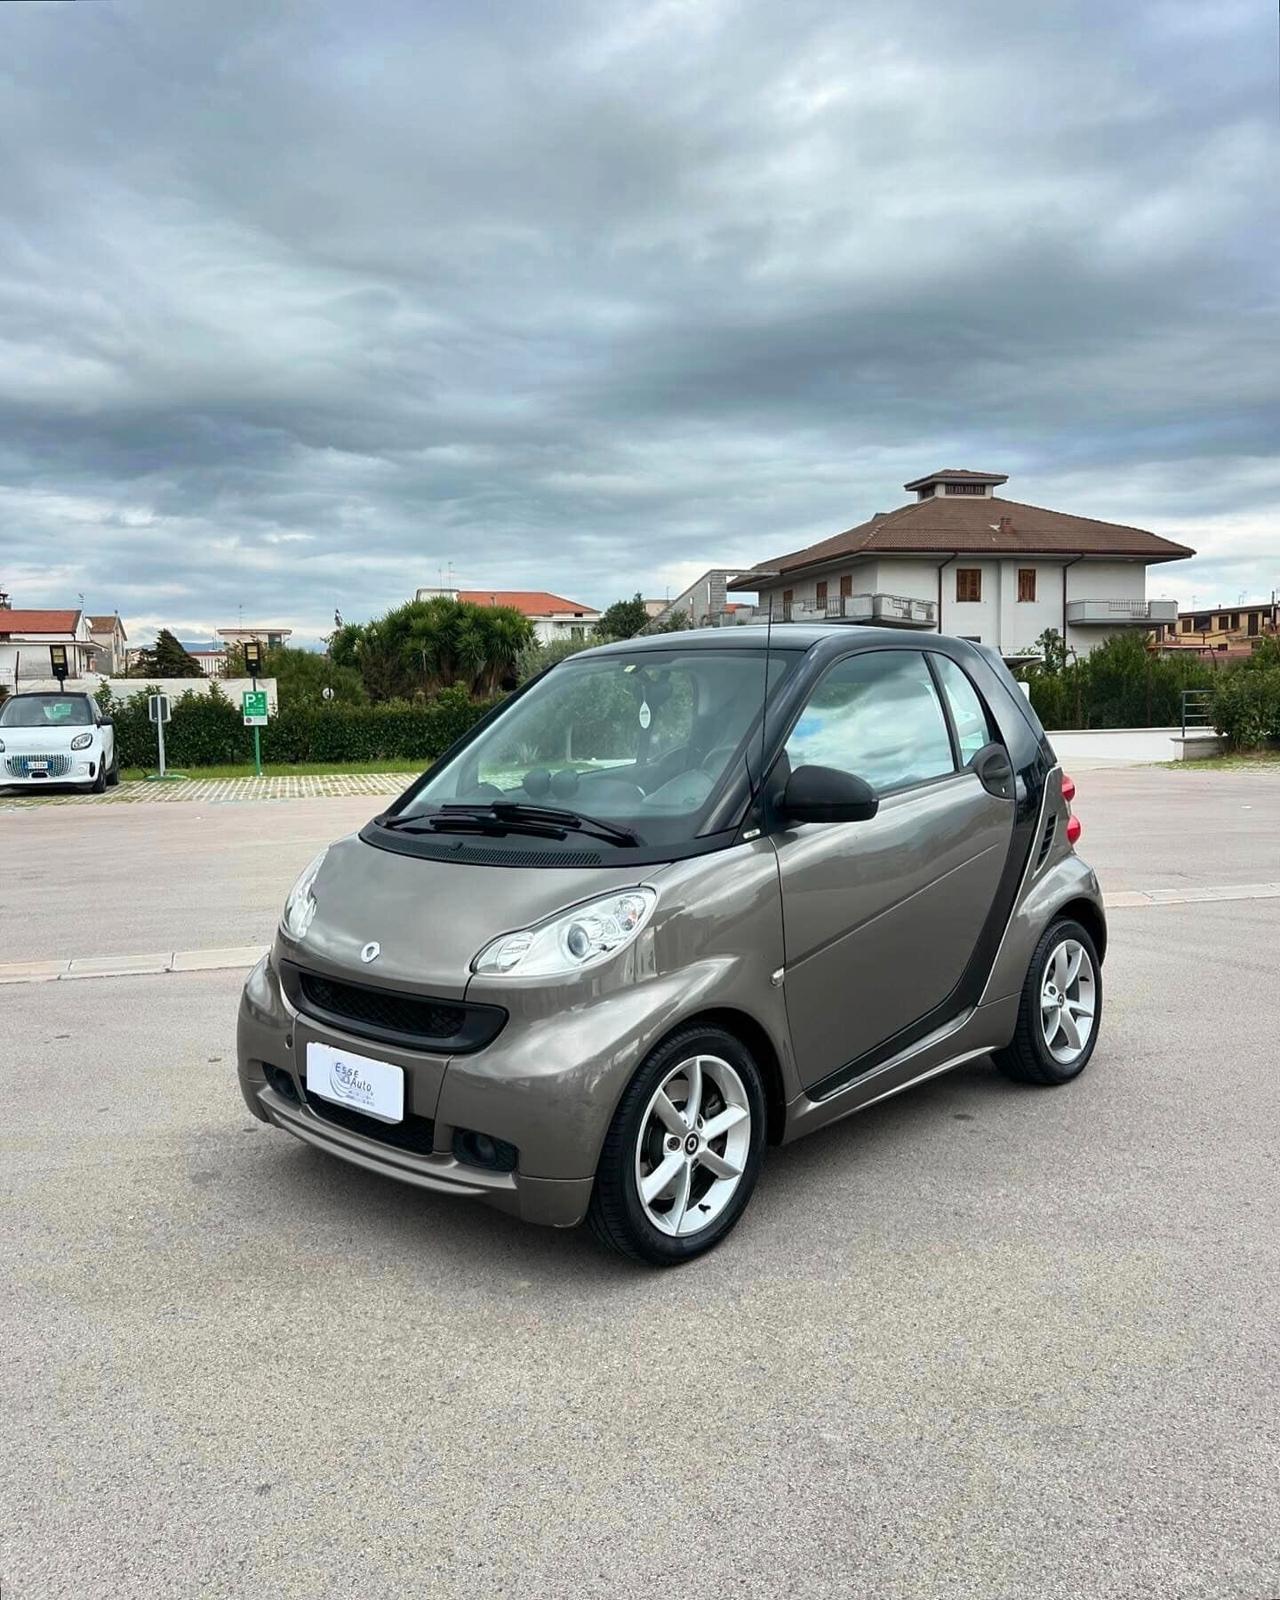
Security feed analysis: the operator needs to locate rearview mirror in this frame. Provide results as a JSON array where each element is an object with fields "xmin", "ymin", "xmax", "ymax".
[{"xmin": 779, "ymin": 764, "xmax": 879, "ymax": 826}]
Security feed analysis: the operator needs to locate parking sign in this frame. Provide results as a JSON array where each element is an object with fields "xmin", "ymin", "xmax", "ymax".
[{"xmin": 242, "ymin": 690, "xmax": 268, "ymax": 727}]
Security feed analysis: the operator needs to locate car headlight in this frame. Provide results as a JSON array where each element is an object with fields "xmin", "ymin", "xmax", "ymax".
[
  {"xmin": 71, "ymin": 732, "xmax": 94, "ymax": 750},
  {"xmin": 472, "ymin": 887, "xmax": 657, "ymax": 977},
  {"xmin": 281, "ymin": 849, "xmax": 328, "ymax": 940}
]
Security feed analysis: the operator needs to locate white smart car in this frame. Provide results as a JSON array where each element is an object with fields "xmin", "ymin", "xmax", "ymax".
[{"xmin": 0, "ymin": 691, "xmax": 119, "ymax": 792}]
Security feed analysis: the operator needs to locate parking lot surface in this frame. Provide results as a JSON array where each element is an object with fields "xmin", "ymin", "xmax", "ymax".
[{"xmin": 3, "ymin": 766, "xmax": 1279, "ymax": 1598}]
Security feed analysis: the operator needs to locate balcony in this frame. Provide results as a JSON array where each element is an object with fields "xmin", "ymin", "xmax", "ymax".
[
  {"xmin": 1066, "ymin": 599, "xmax": 1177, "ymax": 627},
  {"xmin": 782, "ymin": 593, "xmax": 938, "ymax": 629}
]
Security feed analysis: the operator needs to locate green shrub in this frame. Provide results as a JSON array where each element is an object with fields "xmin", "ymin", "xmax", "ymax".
[
  {"xmin": 101, "ymin": 682, "xmax": 497, "ymax": 769},
  {"xmin": 1211, "ymin": 667, "xmax": 1280, "ymax": 749}
]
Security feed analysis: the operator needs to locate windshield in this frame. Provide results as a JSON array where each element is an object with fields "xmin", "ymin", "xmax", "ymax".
[
  {"xmin": 402, "ymin": 647, "xmax": 794, "ymax": 847},
  {"xmin": 0, "ymin": 694, "xmax": 94, "ymax": 728}
]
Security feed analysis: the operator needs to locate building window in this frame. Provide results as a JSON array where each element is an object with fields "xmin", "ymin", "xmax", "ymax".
[
  {"xmin": 1017, "ymin": 568, "xmax": 1036, "ymax": 603},
  {"xmin": 1230, "ymin": 613, "xmax": 1239, "ymax": 629},
  {"xmin": 815, "ymin": 580, "xmax": 828, "ymax": 611},
  {"xmin": 956, "ymin": 569, "xmax": 982, "ymax": 603},
  {"xmin": 919, "ymin": 484, "xmax": 935, "ymax": 498},
  {"xmin": 1217, "ymin": 615, "xmax": 1229, "ymax": 630},
  {"xmin": 945, "ymin": 483, "xmax": 986, "ymax": 495},
  {"xmin": 781, "ymin": 589, "xmax": 793, "ymax": 621},
  {"xmin": 1181, "ymin": 617, "xmax": 1193, "ymax": 633},
  {"xmin": 839, "ymin": 574, "xmax": 852, "ymax": 599}
]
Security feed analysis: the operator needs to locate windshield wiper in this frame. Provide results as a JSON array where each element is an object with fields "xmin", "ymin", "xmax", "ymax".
[
  {"xmin": 379, "ymin": 802, "xmax": 641, "ymax": 847},
  {"xmin": 474, "ymin": 802, "xmax": 642, "ymax": 848}
]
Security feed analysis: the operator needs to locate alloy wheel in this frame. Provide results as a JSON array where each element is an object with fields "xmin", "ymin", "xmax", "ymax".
[
  {"xmin": 633, "ymin": 1054, "xmax": 751, "ymax": 1237},
  {"xmin": 1040, "ymin": 938, "xmax": 1097, "ymax": 1065}
]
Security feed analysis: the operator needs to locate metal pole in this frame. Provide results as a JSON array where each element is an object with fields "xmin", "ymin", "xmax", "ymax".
[
  {"xmin": 157, "ymin": 711, "xmax": 167, "ymax": 778},
  {"xmin": 251, "ymin": 670, "xmax": 262, "ymax": 777}
]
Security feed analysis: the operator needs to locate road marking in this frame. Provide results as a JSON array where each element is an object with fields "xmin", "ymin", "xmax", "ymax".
[{"xmin": 2, "ymin": 882, "xmax": 1278, "ymax": 987}]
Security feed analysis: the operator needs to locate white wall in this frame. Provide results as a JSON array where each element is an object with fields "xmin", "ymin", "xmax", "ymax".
[{"xmin": 1064, "ymin": 560, "xmax": 1150, "ymax": 655}]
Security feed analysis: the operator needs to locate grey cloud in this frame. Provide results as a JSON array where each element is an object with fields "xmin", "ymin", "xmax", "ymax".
[{"xmin": 0, "ymin": 0, "xmax": 1276, "ymax": 641}]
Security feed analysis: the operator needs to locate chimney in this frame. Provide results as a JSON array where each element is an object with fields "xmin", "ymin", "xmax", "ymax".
[{"xmin": 998, "ymin": 515, "xmax": 1014, "ymax": 536}]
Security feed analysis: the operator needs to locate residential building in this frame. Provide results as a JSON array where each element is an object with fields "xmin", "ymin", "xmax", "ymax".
[
  {"xmin": 414, "ymin": 587, "xmax": 601, "ymax": 643},
  {"xmin": 217, "ymin": 625, "xmax": 292, "ymax": 652},
  {"xmin": 729, "ymin": 469, "xmax": 1193, "ymax": 659},
  {"xmin": 1152, "ymin": 600, "xmax": 1279, "ymax": 661},
  {"xmin": 87, "ymin": 613, "xmax": 129, "ymax": 674},
  {"xmin": 178, "ymin": 639, "xmax": 229, "ymax": 676},
  {"xmin": 0, "ymin": 599, "xmax": 99, "ymax": 691},
  {"xmin": 642, "ymin": 569, "xmax": 755, "ymax": 632}
]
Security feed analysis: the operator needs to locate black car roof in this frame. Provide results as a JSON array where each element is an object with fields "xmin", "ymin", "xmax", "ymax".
[{"xmin": 581, "ymin": 623, "xmax": 979, "ymax": 660}]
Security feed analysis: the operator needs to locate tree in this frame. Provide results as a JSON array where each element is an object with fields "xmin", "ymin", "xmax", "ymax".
[
  {"xmin": 130, "ymin": 628, "xmax": 204, "ymax": 678},
  {"xmin": 326, "ymin": 599, "xmax": 535, "ymax": 701},
  {"xmin": 224, "ymin": 643, "xmax": 366, "ymax": 706},
  {"xmin": 596, "ymin": 594, "xmax": 649, "ymax": 640}
]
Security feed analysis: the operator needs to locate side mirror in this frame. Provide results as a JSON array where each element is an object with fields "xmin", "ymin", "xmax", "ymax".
[
  {"xmin": 780, "ymin": 764, "xmax": 879, "ymax": 825},
  {"xmin": 97, "ymin": 715, "xmax": 114, "ymax": 728}
]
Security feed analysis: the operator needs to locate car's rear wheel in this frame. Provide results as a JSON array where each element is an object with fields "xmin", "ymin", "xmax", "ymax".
[
  {"xmin": 994, "ymin": 917, "xmax": 1102, "ymax": 1085},
  {"xmin": 588, "ymin": 1025, "xmax": 766, "ymax": 1266}
]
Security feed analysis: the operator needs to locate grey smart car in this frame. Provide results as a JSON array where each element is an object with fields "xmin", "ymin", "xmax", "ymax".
[{"xmin": 237, "ymin": 625, "xmax": 1105, "ymax": 1264}]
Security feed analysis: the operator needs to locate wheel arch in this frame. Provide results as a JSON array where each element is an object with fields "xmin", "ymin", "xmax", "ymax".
[{"xmin": 1053, "ymin": 895, "xmax": 1107, "ymax": 963}]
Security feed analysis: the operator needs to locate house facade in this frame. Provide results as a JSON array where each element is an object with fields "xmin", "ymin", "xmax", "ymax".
[
  {"xmin": 730, "ymin": 469, "xmax": 1193, "ymax": 659},
  {"xmin": 0, "ymin": 601, "xmax": 99, "ymax": 691},
  {"xmin": 1152, "ymin": 600, "xmax": 1279, "ymax": 661},
  {"xmin": 414, "ymin": 587, "xmax": 601, "ymax": 643},
  {"xmin": 179, "ymin": 640, "xmax": 229, "ymax": 675},
  {"xmin": 87, "ymin": 614, "xmax": 129, "ymax": 674}
]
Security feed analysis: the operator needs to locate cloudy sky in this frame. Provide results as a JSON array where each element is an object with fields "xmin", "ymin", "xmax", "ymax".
[{"xmin": 1, "ymin": 0, "xmax": 1276, "ymax": 646}]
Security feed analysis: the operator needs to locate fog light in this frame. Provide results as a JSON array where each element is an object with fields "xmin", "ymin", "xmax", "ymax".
[
  {"xmin": 452, "ymin": 1128, "xmax": 518, "ymax": 1172},
  {"xmin": 265, "ymin": 1064, "xmax": 299, "ymax": 1104}
]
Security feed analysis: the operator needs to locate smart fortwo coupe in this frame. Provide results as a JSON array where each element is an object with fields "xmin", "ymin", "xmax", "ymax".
[{"xmin": 237, "ymin": 625, "xmax": 1105, "ymax": 1264}]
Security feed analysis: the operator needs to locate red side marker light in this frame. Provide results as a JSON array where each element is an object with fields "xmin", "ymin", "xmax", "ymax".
[
  {"xmin": 1066, "ymin": 814, "xmax": 1082, "ymax": 846},
  {"xmin": 1061, "ymin": 774, "xmax": 1076, "ymax": 803}
]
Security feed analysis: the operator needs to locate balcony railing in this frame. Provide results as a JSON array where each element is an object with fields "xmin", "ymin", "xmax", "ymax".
[
  {"xmin": 1066, "ymin": 599, "xmax": 1177, "ymax": 626},
  {"xmin": 779, "ymin": 593, "xmax": 938, "ymax": 629}
]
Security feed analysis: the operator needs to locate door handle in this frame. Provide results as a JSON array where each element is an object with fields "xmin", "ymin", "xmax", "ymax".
[{"xmin": 969, "ymin": 742, "xmax": 1014, "ymax": 799}]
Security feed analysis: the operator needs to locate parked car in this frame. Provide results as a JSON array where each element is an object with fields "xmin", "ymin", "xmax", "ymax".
[
  {"xmin": 238, "ymin": 625, "xmax": 1105, "ymax": 1265},
  {"xmin": 0, "ymin": 691, "xmax": 118, "ymax": 792}
]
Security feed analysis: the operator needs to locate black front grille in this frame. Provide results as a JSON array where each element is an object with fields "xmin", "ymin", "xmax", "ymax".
[
  {"xmin": 303, "ymin": 1086, "xmax": 437, "ymax": 1155},
  {"xmin": 280, "ymin": 962, "xmax": 506, "ymax": 1054}
]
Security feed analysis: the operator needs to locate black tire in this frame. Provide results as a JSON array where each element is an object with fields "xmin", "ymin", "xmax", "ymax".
[
  {"xmin": 91, "ymin": 757, "xmax": 108, "ymax": 794},
  {"xmin": 994, "ymin": 917, "xmax": 1102, "ymax": 1086},
  {"xmin": 106, "ymin": 750, "xmax": 120, "ymax": 787},
  {"xmin": 588, "ymin": 1024, "xmax": 767, "ymax": 1266}
]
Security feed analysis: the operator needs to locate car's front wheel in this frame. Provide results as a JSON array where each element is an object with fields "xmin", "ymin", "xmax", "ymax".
[
  {"xmin": 588, "ymin": 1025, "xmax": 767, "ymax": 1265},
  {"xmin": 994, "ymin": 917, "xmax": 1102, "ymax": 1085},
  {"xmin": 91, "ymin": 756, "xmax": 108, "ymax": 794}
]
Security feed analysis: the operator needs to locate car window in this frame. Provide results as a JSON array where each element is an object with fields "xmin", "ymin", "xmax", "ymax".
[
  {"xmin": 784, "ymin": 650, "xmax": 954, "ymax": 793},
  {"xmin": 0, "ymin": 695, "xmax": 94, "ymax": 728},
  {"xmin": 931, "ymin": 654, "xmax": 994, "ymax": 764}
]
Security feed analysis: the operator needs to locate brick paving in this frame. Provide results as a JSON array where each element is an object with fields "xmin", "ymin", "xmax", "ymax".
[{"xmin": 0, "ymin": 772, "xmax": 411, "ymax": 808}]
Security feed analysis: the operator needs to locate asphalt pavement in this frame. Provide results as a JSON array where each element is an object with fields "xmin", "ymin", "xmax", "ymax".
[{"xmin": 2, "ymin": 766, "xmax": 1279, "ymax": 1598}]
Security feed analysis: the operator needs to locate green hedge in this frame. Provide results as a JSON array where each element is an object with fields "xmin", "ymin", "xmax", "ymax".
[{"xmin": 103, "ymin": 683, "xmax": 497, "ymax": 769}]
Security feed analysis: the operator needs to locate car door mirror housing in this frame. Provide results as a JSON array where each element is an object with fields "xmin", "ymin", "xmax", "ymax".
[{"xmin": 779, "ymin": 764, "xmax": 879, "ymax": 826}]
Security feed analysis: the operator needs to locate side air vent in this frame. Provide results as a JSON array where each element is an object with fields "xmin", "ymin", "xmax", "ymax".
[{"xmin": 1035, "ymin": 814, "xmax": 1056, "ymax": 871}]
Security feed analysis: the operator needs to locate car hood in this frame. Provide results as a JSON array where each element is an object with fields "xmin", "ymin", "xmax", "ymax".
[
  {"xmin": 0, "ymin": 725, "xmax": 97, "ymax": 752},
  {"xmin": 277, "ymin": 831, "xmax": 659, "ymax": 1000}
]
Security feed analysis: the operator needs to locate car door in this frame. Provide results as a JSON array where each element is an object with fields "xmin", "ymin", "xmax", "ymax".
[{"xmin": 773, "ymin": 647, "xmax": 1015, "ymax": 1096}]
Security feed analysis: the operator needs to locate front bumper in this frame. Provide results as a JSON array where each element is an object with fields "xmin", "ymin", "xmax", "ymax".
[
  {"xmin": 237, "ymin": 953, "xmax": 599, "ymax": 1228},
  {"xmin": 1, "ymin": 760, "xmax": 98, "ymax": 786}
]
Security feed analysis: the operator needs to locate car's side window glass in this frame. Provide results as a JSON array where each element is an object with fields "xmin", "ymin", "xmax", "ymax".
[
  {"xmin": 784, "ymin": 650, "xmax": 955, "ymax": 793},
  {"xmin": 931, "ymin": 655, "xmax": 995, "ymax": 764}
]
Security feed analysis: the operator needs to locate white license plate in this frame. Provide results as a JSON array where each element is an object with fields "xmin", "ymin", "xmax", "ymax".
[
  {"xmin": 305, "ymin": 1041, "xmax": 404, "ymax": 1124},
  {"xmin": 29, "ymin": 763, "xmax": 49, "ymax": 773}
]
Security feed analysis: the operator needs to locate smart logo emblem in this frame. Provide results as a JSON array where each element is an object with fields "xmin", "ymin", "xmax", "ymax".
[
  {"xmin": 329, "ymin": 1058, "xmax": 376, "ymax": 1109},
  {"xmin": 360, "ymin": 941, "xmax": 380, "ymax": 964}
]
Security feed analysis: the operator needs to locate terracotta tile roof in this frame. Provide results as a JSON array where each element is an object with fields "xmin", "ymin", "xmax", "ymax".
[
  {"xmin": 457, "ymin": 590, "xmax": 598, "ymax": 616},
  {"xmin": 902, "ymin": 468, "xmax": 1008, "ymax": 489},
  {"xmin": 0, "ymin": 608, "xmax": 81, "ymax": 634},
  {"xmin": 732, "ymin": 495, "xmax": 1195, "ymax": 583},
  {"xmin": 87, "ymin": 614, "xmax": 127, "ymax": 637}
]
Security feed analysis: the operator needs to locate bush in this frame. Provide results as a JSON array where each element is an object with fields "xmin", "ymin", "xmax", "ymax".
[
  {"xmin": 101, "ymin": 682, "xmax": 497, "ymax": 769},
  {"xmin": 1023, "ymin": 632, "xmax": 1216, "ymax": 730},
  {"xmin": 1211, "ymin": 667, "xmax": 1280, "ymax": 749}
]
